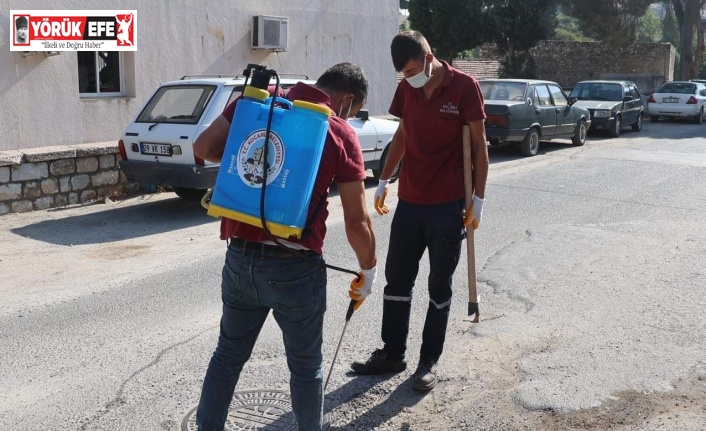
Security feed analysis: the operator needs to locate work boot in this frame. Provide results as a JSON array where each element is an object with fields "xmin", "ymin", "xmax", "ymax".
[
  {"xmin": 350, "ymin": 349, "xmax": 407, "ymax": 375},
  {"xmin": 412, "ymin": 359, "xmax": 438, "ymax": 391}
]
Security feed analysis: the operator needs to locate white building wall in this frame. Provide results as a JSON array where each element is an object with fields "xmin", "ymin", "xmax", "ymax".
[{"xmin": 0, "ymin": 0, "xmax": 399, "ymax": 151}]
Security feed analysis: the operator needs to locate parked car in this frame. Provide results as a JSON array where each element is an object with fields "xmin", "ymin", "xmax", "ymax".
[
  {"xmin": 118, "ymin": 75, "xmax": 400, "ymax": 200},
  {"xmin": 648, "ymin": 81, "xmax": 706, "ymax": 124},
  {"xmin": 689, "ymin": 79, "xmax": 706, "ymax": 85},
  {"xmin": 479, "ymin": 79, "xmax": 591, "ymax": 157},
  {"xmin": 568, "ymin": 80, "xmax": 644, "ymax": 137}
]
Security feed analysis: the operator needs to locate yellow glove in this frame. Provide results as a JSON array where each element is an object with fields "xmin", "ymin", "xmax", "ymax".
[
  {"xmin": 348, "ymin": 267, "xmax": 377, "ymax": 310},
  {"xmin": 463, "ymin": 195, "xmax": 485, "ymax": 230},
  {"xmin": 374, "ymin": 180, "xmax": 390, "ymax": 216}
]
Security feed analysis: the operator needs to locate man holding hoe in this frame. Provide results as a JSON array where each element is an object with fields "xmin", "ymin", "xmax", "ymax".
[{"xmin": 351, "ymin": 30, "xmax": 489, "ymax": 391}]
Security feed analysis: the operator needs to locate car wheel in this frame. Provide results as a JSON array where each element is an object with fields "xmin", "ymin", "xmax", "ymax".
[
  {"xmin": 173, "ymin": 187, "xmax": 207, "ymax": 200},
  {"xmin": 650, "ymin": 115, "xmax": 659, "ymax": 123},
  {"xmin": 695, "ymin": 108, "xmax": 704, "ymax": 124},
  {"xmin": 571, "ymin": 120, "xmax": 587, "ymax": 146},
  {"xmin": 609, "ymin": 115, "xmax": 621, "ymax": 138},
  {"xmin": 373, "ymin": 146, "xmax": 402, "ymax": 183},
  {"xmin": 631, "ymin": 112, "xmax": 643, "ymax": 132},
  {"xmin": 520, "ymin": 128, "xmax": 540, "ymax": 156}
]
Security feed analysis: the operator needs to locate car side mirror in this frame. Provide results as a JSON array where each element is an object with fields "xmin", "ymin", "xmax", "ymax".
[
  {"xmin": 569, "ymin": 97, "xmax": 578, "ymax": 105},
  {"xmin": 355, "ymin": 109, "xmax": 369, "ymax": 121},
  {"xmin": 623, "ymin": 96, "xmax": 633, "ymax": 102}
]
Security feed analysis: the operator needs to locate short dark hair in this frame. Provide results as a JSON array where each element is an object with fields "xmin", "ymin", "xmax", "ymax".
[
  {"xmin": 315, "ymin": 62, "xmax": 368, "ymax": 105},
  {"xmin": 391, "ymin": 30, "xmax": 431, "ymax": 72}
]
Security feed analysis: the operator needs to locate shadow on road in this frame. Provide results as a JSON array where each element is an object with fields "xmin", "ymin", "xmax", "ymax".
[
  {"xmin": 326, "ymin": 375, "xmax": 428, "ymax": 430},
  {"xmin": 488, "ymin": 139, "xmax": 577, "ymax": 160},
  {"xmin": 11, "ymin": 195, "xmax": 215, "ymax": 246}
]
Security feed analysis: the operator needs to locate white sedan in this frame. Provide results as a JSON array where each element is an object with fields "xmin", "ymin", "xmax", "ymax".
[
  {"xmin": 648, "ymin": 81, "xmax": 706, "ymax": 124},
  {"xmin": 118, "ymin": 76, "xmax": 400, "ymax": 200}
]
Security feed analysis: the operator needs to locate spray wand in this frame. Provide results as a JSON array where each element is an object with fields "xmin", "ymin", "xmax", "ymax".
[{"xmin": 243, "ymin": 65, "xmax": 363, "ymax": 391}]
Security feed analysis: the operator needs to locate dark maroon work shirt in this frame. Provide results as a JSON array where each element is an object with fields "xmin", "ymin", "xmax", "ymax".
[
  {"xmin": 219, "ymin": 82, "xmax": 366, "ymax": 254},
  {"xmin": 389, "ymin": 61, "xmax": 486, "ymax": 205}
]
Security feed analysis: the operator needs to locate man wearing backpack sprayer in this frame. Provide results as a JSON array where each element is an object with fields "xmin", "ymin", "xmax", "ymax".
[
  {"xmin": 193, "ymin": 63, "xmax": 377, "ymax": 431},
  {"xmin": 351, "ymin": 31, "xmax": 489, "ymax": 391}
]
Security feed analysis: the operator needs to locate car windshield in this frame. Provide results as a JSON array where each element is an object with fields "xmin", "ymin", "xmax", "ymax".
[
  {"xmin": 658, "ymin": 83, "xmax": 697, "ymax": 94},
  {"xmin": 569, "ymin": 83, "xmax": 623, "ymax": 101},
  {"xmin": 479, "ymin": 82, "xmax": 527, "ymax": 101},
  {"xmin": 136, "ymin": 85, "xmax": 216, "ymax": 124}
]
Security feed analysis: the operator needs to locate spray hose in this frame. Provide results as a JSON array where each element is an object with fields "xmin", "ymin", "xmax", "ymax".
[{"xmin": 245, "ymin": 66, "xmax": 360, "ymax": 280}]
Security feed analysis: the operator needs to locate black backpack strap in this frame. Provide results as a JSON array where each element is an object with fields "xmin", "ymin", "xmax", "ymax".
[{"xmin": 300, "ymin": 191, "xmax": 328, "ymax": 241}]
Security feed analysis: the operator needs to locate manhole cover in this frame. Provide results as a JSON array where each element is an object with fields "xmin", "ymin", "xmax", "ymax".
[{"xmin": 182, "ymin": 389, "xmax": 297, "ymax": 430}]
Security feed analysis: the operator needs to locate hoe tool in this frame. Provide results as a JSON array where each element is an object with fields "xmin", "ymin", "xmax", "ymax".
[{"xmin": 462, "ymin": 125, "xmax": 479, "ymax": 323}]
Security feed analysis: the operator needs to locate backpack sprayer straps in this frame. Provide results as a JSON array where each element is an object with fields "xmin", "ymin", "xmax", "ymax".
[{"xmin": 240, "ymin": 64, "xmax": 359, "ymax": 280}]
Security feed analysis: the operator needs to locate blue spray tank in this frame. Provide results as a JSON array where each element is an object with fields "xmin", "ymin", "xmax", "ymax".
[
  {"xmin": 207, "ymin": 65, "xmax": 332, "ymax": 239},
  {"xmin": 204, "ymin": 67, "xmax": 363, "ymax": 385}
]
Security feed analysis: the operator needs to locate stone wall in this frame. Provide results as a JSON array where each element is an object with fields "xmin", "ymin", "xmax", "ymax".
[
  {"xmin": 531, "ymin": 41, "xmax": 675, "ymax": 93},
  {"xmin": 0, "ymin": 143, "xmax": 140, "ymax": 215}
]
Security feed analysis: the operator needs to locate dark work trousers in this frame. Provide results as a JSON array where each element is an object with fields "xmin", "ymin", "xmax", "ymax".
[{"xmin": 381, "ymin": 198, "xmax": 465, "ymax": 364}]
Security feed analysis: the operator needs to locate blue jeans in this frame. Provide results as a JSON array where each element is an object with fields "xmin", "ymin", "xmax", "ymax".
[
  {"xmin": 381, "ymin": 199, "xmax": 465, "ymax": 364},
  {"xmin": 197, "ymin": 240, "xmax": 327, "ymax": 431}
]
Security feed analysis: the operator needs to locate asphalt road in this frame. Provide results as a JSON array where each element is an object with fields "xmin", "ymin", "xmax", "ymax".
[{"xmin": 1, "ymin": 119, "xmax": 705, "ymax": 430}]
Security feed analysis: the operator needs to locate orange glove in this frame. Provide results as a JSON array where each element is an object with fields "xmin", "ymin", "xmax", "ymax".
[
  {"xmin": 463, "ymin": 195, "xmax": 484, "ymax": 230},
  {"xmin": 374, "ymin": 180, "xmax": 389, "ymax": 215},
  {"xmin": 348, "ymin": 267, "xmax": 377, "ymax": 310}
]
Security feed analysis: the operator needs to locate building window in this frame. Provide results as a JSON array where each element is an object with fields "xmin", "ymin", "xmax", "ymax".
[{"xmin": 78, "ymin": 51, "xmax": 122, "ymax": 96}]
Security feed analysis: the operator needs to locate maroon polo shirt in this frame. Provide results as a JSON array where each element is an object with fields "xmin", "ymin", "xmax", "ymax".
[
  {"xmin": 389, "ymin": 61, "xmax": 486, "ymax": 205},
  {"xmin": 219, "ymin": 82, "xmax": 366, "ymax": 254}
]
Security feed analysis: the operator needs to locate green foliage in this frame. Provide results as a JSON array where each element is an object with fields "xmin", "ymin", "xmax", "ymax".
[
  {"xmin": 408, "ymin": 0, "xmax": 489, "ymax": 61},
  {"xmin": 456, "ymin": 48, "xmax": 483, "ymax": 60},
  {"xmin": 559, "ymin": 0, "xmax": 654, "ymax": 46},
  {"xmin": 661, "ymin": 3, "xmax": 680, "ymax": 47},
  {"xmin": 553, "ymin": 11, "xmax": 594, "ymax": 41},
  {"xmin": 486, "ymin": 0, "xmax": 558, "ymax": 52},
  {"xmin": 669, "ymin": 0, "xmax": 705, "ymax": 80},
  {"xmin": 637, "ymin": 8, "xmax": 663, "ymax": 42},
  {"xmin": 408, "ymin": 0, "xmax": 557, "ymax": 62},
  {"xmin": 484, "ymin": 0, "xmax": 558, "ymax": 78}
]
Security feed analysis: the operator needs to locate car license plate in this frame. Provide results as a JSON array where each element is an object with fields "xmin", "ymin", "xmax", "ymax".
[
  {"xmin": 140, "ymin": 142, "xmax": 172, "ymax": 156},
  {"xmin": 663, "ymin": 97, "xmax": 680, "ymax": 103}
]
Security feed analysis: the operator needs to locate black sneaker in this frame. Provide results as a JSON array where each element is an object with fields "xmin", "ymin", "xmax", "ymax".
[
  {"xmin": 412, "ymin": 360, "xmax": 438, "ymax": 391},
  {"xmin": 350, "ymin": 349, "xmax": 407, "ymax": 375}
]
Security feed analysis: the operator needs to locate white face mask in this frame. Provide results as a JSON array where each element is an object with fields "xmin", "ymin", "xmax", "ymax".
[
  {"xmin": 338, "ymin": 98, "xmax": 353, "ymax": 119},
  {"xmin": 406, "ymin": 57, "xmax": 432, "ymax": 89}
]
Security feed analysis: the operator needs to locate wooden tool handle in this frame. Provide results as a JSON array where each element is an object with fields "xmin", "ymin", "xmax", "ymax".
[{"xmin": 462, "ymin": 125, "xmax": 479, "ymax": 322}]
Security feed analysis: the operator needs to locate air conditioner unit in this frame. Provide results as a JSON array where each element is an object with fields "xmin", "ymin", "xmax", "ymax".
[{"xmin": 252, "ymin": 15, "xmax": 288, "ymax": 51}]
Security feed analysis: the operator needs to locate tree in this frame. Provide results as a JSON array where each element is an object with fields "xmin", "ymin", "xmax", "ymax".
[
  {"xmin": 559, "ymin": 0, "xmax": 654, "ymax": 46},
  {"xmin": 661, "ymin": 2, "xmax": 680, "ymax": 46},
  {"xmin": 670, "ymin": 0, "xmax": 705, "ymax": 80},
  {"xmin": 554, "ymin": 11, "xmax": 594, "ymax": 42},
  {"xmin": 485, "ymin": 0, "xmax": 558, "ymax": 77},
  {"xmin": 637, "ymin": 8, "xmax": 663, "ymax": 42},
  {"xmin": 408, "ymin": 0, "xmax": 558, "ymax": 75},
  {"xmin": 408, "ymin": 0, "xmax": 489, "ymax": 61}
]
